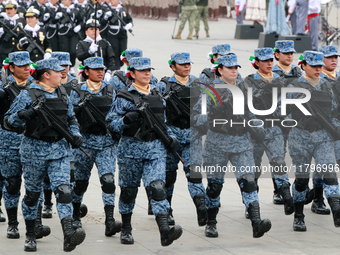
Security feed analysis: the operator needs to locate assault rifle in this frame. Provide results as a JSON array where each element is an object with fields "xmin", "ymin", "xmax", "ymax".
[
  {"xmin": 135, "ymin": 101, "xmax": 185, "ymax": 164},
  {"xmin": 56, "ymin": 3, "xmax": 84, "ymax": 40},
  {"xmin": 163, "ymin": 89, "xmax": 190, "ymax": 125},
  {"xmin": 32, "ymin": 96, "xmax": 91, "ymax": 158},
  {"xmin": 302, "ymin": 97, "xmax": 340, "ymax": 140},
  {"xmin": 103, "ymin": 1, "xmax": 134, "ymax": 36},
  {"xmin": 0, "ymin": 19, "xmax": 19, "ymax": 42},
  {"xmin": 3, "ymin": 80, "xmax": 21, "ymax": 100},
  {"xmin": 17, "ymin": 25, "xmax": 45, "ymax": 55}
]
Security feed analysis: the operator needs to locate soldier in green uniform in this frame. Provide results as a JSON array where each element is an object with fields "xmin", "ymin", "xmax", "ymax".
[{"xmin": 172, "ymin": 0, "xmax": 197, "ymax": 40}]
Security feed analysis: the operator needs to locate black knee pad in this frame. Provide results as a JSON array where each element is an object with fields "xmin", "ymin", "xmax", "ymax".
[
  {"xmin": 148, "ymin": 180, "xmax": 167, "ymax": 201},
  {"xmin": 24, "ymin": 190, "xmax": 40, "ymax": 207},
  {"xmin": 43, "ymin": 174, "xmax": 50, "ymax": 184},
  {"xmin": 185, "ymin": 165, "xmax": 203, "ymax": 184},
  {"xmin": 120, "ymin": 187, "xmax": 138, "ymax": 204},
  {"xmin": 6, "ymin": 176, "xmax": 22, "ymax": 195},
  {"xmin": 294, "ymin": 177, "xmax": 309, "ymax": 192},
  {"xmin": 324, "ymin": 171, "xmax": 339, "ymax": 185},
  {"xmin": 206, "ymin": 183, "xmax": 223, "ymax": 199},
  {"xmin": 100, "ymin": 173, "xmax": 116, "ymax": 194},
  {"xmin": 165, "ymin": 171, "xmax": 177, "ymax": 188},
  {"xmin": 54, "ymin": 184, "xmax": 72, "ymax": 204},
  {"xmin": 238, "ymin": 173, "xmax": 257, "ymax": 193},
  {"xmin": 70, "ymin": 169, "xmax": 75, "ymax": 183},
  {"xmin": 74, "ymin": 180, "xmax": 89, "ymax": 196}
]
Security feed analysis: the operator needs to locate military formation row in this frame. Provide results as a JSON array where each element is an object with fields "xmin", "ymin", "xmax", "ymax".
[
  {"xmin": 0, "ymin": 0, "xmax": 133, "ymax": 75},
  {"xmin": 1, "ymin": 40, "xmax": 340, "ymax": 252}
]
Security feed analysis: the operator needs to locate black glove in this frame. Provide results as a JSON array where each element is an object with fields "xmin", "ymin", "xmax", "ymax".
[
  {"xmin": 168, "ymin": 137, "xmax": 180, "ymax": 152},
  {"xmin": 252, "ymin": 128, "xmax": 266, "ymax": 143},
  {"xmin": 208, "ymin": 105, "xmax": 224, "ymax": 120},
  {"xmin": 17, "ymin": 109, "xmax": 36, "ymax": 121},
  {"xmin": 123, "ymin": 111, "xmax": 141, "ymax": 124},
  {"xmin": 72, "ymin": 136, "xmax": 83, "ymax": 149}
]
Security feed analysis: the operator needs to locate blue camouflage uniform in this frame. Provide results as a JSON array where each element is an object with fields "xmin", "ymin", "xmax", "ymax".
[
  {"xmin": 106, "ymin": 57, "xmax": 171, "ymax": 217},
  {"xmin": 41, "ymin": 52, "xmax": 76, "ymax": 203},
  {"xmin": 272, "ymin": 40, "xmax": 302, "ymax": 80},
  {"xmin": 194, "ymin": 55, "xmax": 261, "ymax": 210},
  {"xmin": 69, "ymin": 57, "xmax": 118, "ymax": 208},
  {"xmin": 109, "ymin": 48, "xmax": 158, "ymax": 92},
  {"xmin": 245, "ymin": 48, "xmax": 290, "ymax": 191},
  {"xmin": 0, "ymin": 52, "xmax": 37, "ymax": 211},
  {"xmin": 157, "ymin": 52, "xmax": 206, "ymax": 205},
  {"xmin": 318, "ymin": 46, "xmax": 340, "ymax": 198},
  {"xmin": 277, "ymin": 51, "xmax": 340, "ymax": 230},
  {"xmin": 5, "ymin": 58, "xmax": 81, "ymax": 221},
  {"xmin": 200, "ymin": 44, "xmax": 241, "ymax": 86}
]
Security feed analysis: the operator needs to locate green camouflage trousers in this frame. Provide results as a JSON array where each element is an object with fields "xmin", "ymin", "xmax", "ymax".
[
  {"xmin": 195, "ymin": 6, "xmax": 209, "ymax": 32},
  {"xmin": 178, "ymin": 6, "xmax": 197, "ymax": 32}
]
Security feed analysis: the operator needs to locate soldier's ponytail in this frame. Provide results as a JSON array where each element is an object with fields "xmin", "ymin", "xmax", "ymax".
[{"xmin": 31, "ymin": 68, "xmax": 50, "ymax": 81}]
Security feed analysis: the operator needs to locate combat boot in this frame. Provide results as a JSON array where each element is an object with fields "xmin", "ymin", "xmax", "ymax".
[
  {"xmin": 193, "ymin": 30, "xmax": 199, "ymax": 39},
  {"xmin": 205, "ymin": 207, "xmax": 218, "ymax": 238},
  {"xmin": 35, "ymin": 206, "xmax": 51, "ymax": 239},
  {"xmin": 311, "ymin": 187, "xmax": 330, "ymax": 215},
  {"xmin": 104, "ymin": 205, "xmax": 122, "ymax": 236},
  {"xmin": 145, "ymin": 187, "xmax": 153, "ymax": 215},
  {"xmin": 247, "ymin": 202, "xmax": 271, "ymax": 238},
  {"xmin": 6, "ymin": 207, "xmax": 19, "ymax": 238},
  {"xmin": 293, "ymin": 202, "xmax": 306, "ymax": 231},
  {"xmin": 167, "ymin": 195, "xmax": 175, "ymax": 225},
  {"xmin": 187, "ymin": 30, "xmax": 193, "ymax": 40},
  {"xmin": 120, "ymin": 213, "xmax": 134, "ymax": 244},
  {"xmin": 327, "ymin": 194, "xmax": 340, "ymax": 227},
  {"xmin": 193, "ymin": 194, "xmax": 208, "ymax": 226},
  {"xmin": 172, "ymin": 30, "xmax": 182, "ymax": 39},
  {"xmin": 42, "ymin": 189, "xmax": 53, "ymax": 218},
  {"xmin": 304, "ymin": 186, "xmax": 314, "ymax": 204},
  {"xmin": 279, "ymin": 183, "xmax": 294, "ymax": 215},
  {"xmin": 155, "ymin": 212, "xmax": 183, "ymax": 246},
  {"xmin": 80, "ymin": 203, "xmax": 88, "ymax": 218},
  {"xmin": 24, "ymin": 219, "xmax": 37, "ymax": 252},
  {"xmin": 206, "ymin": 30, "xmax": 210, "ymax": 37},
  {"xmin": 61, "ymin": 216, "xmax": 86, "ymax": 252},
  {"xmin": 72, "ymin": 202, "xmax": 82, "ymax": 229},
  {"xmin": 272, "ymin": 178, "xmax": 283, "ymax": 204}
]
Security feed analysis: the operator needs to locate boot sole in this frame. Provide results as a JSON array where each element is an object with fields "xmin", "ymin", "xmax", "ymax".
[
  {"xmin": 0, "ymin": 218, "xmax": 6, "ymax": 222},
  {"xmin": 64, "ymin": 229, "xmax": 86, "ymax": 252},
  {"xmin": 105, "ymin": 221, "xmax": 123, "ymax": 236},
  {"xmin": 253, "ymin": 220, "xmax": 271, "ymax": 238},
  {"xmin": 205, "ymin": 232, "xmax": 218, "ymax": 238},
  {"xmin": 120, "ymin": 234, "xmax": 134, "ymax": 245},
  {"xmin": 24, "ymin": 247, "xmax": 37, "ymax": 252},
  {"xmin": 162, "ymin": 225, "xmax": 183, "ymax": 246},
  {"xmin": 36, "ymin": 227, "xmax": 51, "ymax": 239},
  {"xmin": 284, "ymin": 205, "xmax": 295, "ymax": 215},
  {"xmin": 197, "ymin": 210, "xmax": 208, "ymax": 227},
  {"xmin": 293, "ymin": 226, "xmax": 307, "ymax": 231},
  {"xmin": 7, "ymin": 233, "xmax": 20, "ymax": 239},
  {"xmin": 311, "ymin": 207, "xmax": 331, "ymax": 215}
]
